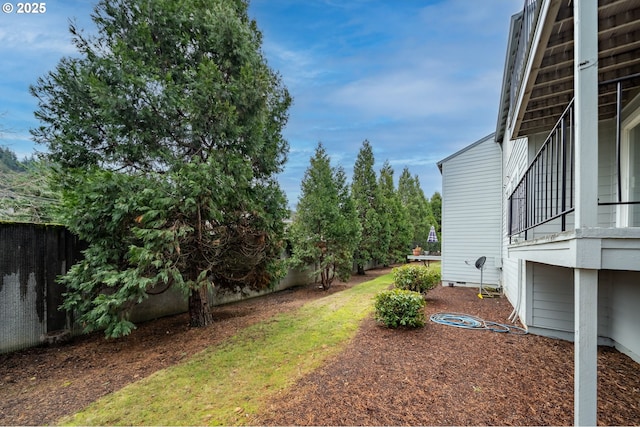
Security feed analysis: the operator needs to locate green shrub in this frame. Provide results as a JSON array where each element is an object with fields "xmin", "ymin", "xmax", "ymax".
[
  {"xmin": 374, "ymin": 289, "xmax": 426, "ymax": 328},
  {"xmin": 392, "ymin": 264, "xmax": 441, "ymax": 293}
]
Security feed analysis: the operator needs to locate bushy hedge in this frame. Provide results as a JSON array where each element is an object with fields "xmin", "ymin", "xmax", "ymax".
[
  {"xmin": 392, "ymin": 264, "xmax": 441, "ymax": 293},
  {"xmin": 374, "ymin": 289, "xmax": 426, "ymax": 328}
]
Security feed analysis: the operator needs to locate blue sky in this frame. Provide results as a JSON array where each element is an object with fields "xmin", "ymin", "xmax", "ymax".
[{"xmin": 0, "ymin": 0, "xmax": 520, "ymax": 207}]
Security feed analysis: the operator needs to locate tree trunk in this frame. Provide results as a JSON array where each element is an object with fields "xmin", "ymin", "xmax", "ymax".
[
  {"xmin": 188, "ymin": 284, "xmax": 214, "ymax": 327},
  {"xmin": 321, "ymin": 266, "xmax": 331, "ymax": 290}
]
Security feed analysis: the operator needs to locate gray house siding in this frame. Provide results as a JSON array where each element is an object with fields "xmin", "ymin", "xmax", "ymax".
[
  {"xmin": 502, "ymin": 135, "xmax": 528, "ymax": 313},
  {"xmin": 527, "ymin": 263, "xmax": 574, "ymax": 333},
  {"xmin": 607, "ymin": 270, "xmax": 640, "ymax": 361},
  {"xmin": 439, "ymin": 134, "xmax": 502, "ymax": 287},
  {"xmin": 501, "ymin": 136, "xmax": 527, "ymax": 313},
  {"xmin": 525, "ymin": 262, "xmax": 639, "ymax": 363}
]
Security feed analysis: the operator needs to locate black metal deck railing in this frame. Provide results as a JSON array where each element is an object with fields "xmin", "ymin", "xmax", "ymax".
[
  {"xmin": 508, "ymin": 101, "xmax": 575, "ymax": 240},
  {"xmin": 508, "ymin": 74, "xmax": 640, "ymax": 240}
]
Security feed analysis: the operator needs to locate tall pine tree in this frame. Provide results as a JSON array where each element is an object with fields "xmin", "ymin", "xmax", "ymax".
[
  {"xmin": 398, "ymin": 168, "xmax": 432, "ymax": 248},
  {"xmin": 378, "ymin": 161, "xmax": 412, "ymax": 264},
  {"xmin": 288, "ymin": 143, "xmax": 361, "ymax": 289},
  {"xmin": 351, "ymin": 140, "xmax": 389, "ymax": 274},
  {"xmin": 30, "ymin": 0, "xmax": 291, "ymax": 336}
]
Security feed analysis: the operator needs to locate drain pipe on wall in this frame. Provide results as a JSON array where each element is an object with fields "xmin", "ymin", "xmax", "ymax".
[{"xmin": 508, "ymin": 259, "xmax": 523, "ymax": 323}]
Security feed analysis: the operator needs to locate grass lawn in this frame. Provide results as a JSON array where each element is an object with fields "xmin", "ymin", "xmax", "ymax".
[{"xmin": 60, "ymin": 273, "xmax": 395, "ymax": 426}]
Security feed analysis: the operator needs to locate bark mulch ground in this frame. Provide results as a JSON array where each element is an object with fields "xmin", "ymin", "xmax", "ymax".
[
  {"xmin": 256, "ymin": 280, "xmax": 640, "ymax": 426},
  {"xmin": 1, "ymin": 266, "xmax": 639, "ymax": 426}
]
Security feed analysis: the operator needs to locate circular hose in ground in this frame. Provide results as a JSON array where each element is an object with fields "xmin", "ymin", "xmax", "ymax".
[{"xmin": 429, "ymin": 313, "xmax": 527, "ymax": 335}]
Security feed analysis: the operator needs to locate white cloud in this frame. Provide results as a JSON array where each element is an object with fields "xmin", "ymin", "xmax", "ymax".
[
  {"xmin": 0, "ymin": 8, "xmax": 89, "ymax": 56},
  {"xmin": 331, "ymin": 70, "xmax": 457, "ymax": 119},
  {"xmin": 262, "ymin": 41, "xmax": 334, "ymax": 89},
  {"xmin": 0, "ymin": 29, "xmax": 75, "ymax": 55}
]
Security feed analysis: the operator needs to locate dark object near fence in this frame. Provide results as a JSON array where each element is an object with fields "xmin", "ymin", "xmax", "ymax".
[
  {"xmin": 40, "ymin": 329, "xmax": 72, "ymax": 346},
  {"xmin": 0, "ymin": 222, "xmax": 84, "ymax": 353}
]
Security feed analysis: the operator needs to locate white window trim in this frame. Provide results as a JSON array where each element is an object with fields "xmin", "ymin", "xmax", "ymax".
[{"xmin": 618, "ymin": 106, "xmax": 640, "ymax": 227}]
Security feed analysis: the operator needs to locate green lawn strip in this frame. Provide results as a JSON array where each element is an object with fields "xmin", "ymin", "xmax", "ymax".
[{"xmin": 60, "ymin": 273, "xmax": 393, "ymax": 426}]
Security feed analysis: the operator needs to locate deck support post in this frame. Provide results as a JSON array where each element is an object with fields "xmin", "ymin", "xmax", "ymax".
[
  {"xmin": 574, "ymin": 268, "xmax": 598, "ymax": 425},
  {"xmin": 574, "ymin": 0, "xmax": 598, "ymax": 227},
  {"xmin": 573, "ymin": 0, "xmax": 599, "ymax": 425}
]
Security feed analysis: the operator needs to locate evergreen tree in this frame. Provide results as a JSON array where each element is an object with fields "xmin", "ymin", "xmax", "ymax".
[
  {"xmin": 30, "ymin": 0, "xmax": 291, "ymax": 336},
  {"xmin": 0, "ymin": 146, "xmax": 27, "ymax": 173},
  {"xmin": 378, "ymin": 161, "xmax": 411, "ymax": 264},
  {"xmin": 351, "ymin": 140, "xmax": 389, "ymax": 274},
  {"xmin": 430, "ymin": 191, "xmax": 442, "ymax": 232},
  {"xmin": 288, "ymin": 143, "xmax": 361, "ymax": 289},
  {"xmin": 428, "ymin": 191, "xmax": 442, "ymax": 252},
  {"xmin": 398, "ymin": 168, "xmax": 431, "ymax": 248},
  {"xmin": 0, "ymin": 155, "xmax": 61, "ymax": 223}
]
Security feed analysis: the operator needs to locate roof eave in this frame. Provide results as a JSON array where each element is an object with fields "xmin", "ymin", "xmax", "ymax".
[
  {"xmin": 495, "ymin": 12, "xmax": 524, "ymax": 143},
  {"xmin": 437, "ymin": 132, "xmax": 496, "ymax": 173}
]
